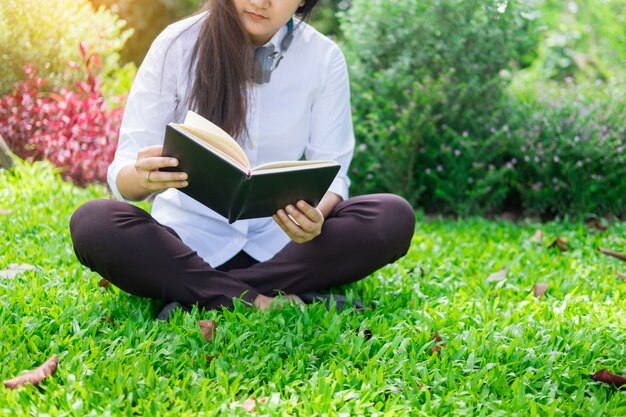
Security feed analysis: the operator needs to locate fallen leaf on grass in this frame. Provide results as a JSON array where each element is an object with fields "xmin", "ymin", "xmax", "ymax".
[
  {"xmin": 0, "ymin": 263, "xmax": 37, "ymax": 279},
  {"xmin": 231, "ymin": 397, "xmax": 269, "ymax": 413},
  {"xmin": 591, "ymin": 369, "xmax": 626, "ymax": 388},
  {"xmin": 529, "ymin": 229, "xmax": 544, "ymax": 244},
  {"xmin": 487, "ymin": 268, "xmax": 507, "ymax": 282},
  {"xmin": 598, "ymin": 247, "xmax": 626, "ymax": 262},
  {"xmin": 548, "ymin": 237, "xmax": 569, "ymax": 252},
  {"xmin": 430, "ymin": 331, "xmax": 445, "ymax": 355},
  {"xmin": 533, "ymin": 283, "xmax": 548, "ymax": 297},
  {"xmin": 98, "ymin": 278, "xmax": 110, "ymax": 288},
  {"xmin": 3, "ymin": 355, "xmax": 58, "ymax": 389},
  {"xmin": 198, "ymin": 320, "xmax": 217, "ymax": 341},
  {"xmin": 618, "ymin": 272, "xmax": 626, "ymax": 281},
  {"xmin": 585, "ymin": 219, "xmax": 608, "ymax": 232}
]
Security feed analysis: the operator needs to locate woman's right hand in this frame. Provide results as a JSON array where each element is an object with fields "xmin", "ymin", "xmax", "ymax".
[{"xmin": 135, "ymin": 145, "xmax": 188, "ymax": 193}]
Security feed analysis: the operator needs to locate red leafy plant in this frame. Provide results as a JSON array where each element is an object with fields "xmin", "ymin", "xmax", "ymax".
[{"xmin": 0, "ymin": 42, "xmax": 123, "ymax": 186}]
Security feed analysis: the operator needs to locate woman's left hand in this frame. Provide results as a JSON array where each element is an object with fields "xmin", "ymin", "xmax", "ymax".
[{"xmin": 273, "ymin": 200, "xmax": 324, "ymax": 243}]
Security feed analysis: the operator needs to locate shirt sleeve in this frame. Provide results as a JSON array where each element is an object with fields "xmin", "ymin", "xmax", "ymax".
[
  {"xmin": 107, "ymin": 30, "xmax": 184, "ymax": 201},
  {"xmin": 305, "ymin": 45, "xmax": 355, "ymax": 200}
]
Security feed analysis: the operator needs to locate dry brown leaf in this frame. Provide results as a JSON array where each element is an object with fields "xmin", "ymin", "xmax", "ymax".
[
  {"xmin": 430, "ymin": 331, "xmax": 445, "ymax": 354},
  {"xmin": 98, "ymin": 278, "xmax": 110, "ymax": 288},
  {"xmin": 533, "ymin": 283, "xmax": 548, "ymax": 297},
  {"xmin": 585, "ymin": 219, "xmax": 609, "ymax": 232},
  {"xmin": 198, "ymin": 320, "xmax": 217, "ymax": 341},
  {"xmin": 548, "ymin": 237, "xmax": 569, "ymax": 252},
  {"xmin": 487, "ymin": 268, "xmax": 507, "ymax": 282},
  {"xmin": 591, "ymin": 369, "xmax": 626, "ymax": 388},
  {"xmin": 231, "ymin": 397, "xmax": 269, "ymax": 413},
  {"xmin": 598, "ymin": 247, "xmax": 626, "ymax": 262},
  {"xmin": 529, "ymin": 229, "xmax": 544, "ymax": 244},
  {"xmin": 0, "ymin": 263, "xmax": 37, "ymax": 279},
  {"xmin": 618, "ymin": 272, "xmax": 626, "ymax": 281},
  {"xmin": 3, "ymin": 355, "xmax": 58, "ymax": 389}
]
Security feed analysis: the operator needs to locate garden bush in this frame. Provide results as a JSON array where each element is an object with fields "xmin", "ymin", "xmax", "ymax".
[
  {"xmin": 340, "ymin": 0, "xmax": 542, "ymax": 209},
  {"xmin": 0, "ymin": 47, "xmax": 123, "ymax": 187},
  {"xmin": 341, "ymin": 0, "xmax": 625, "ymax": 218},
  {"xmin": 309, "ymin": 0, "xmax": 352, "ymax": 38},
  {"xmin": 535, "ymin": 0, "xmax": 626, "ymax": 82},
  {"xmin": 0, "ymin": 0, "xmax": 131, "ymax": 97},
  {"xmin": 505, "ymin": 80, "xmax": 626, "ymax": 217}
]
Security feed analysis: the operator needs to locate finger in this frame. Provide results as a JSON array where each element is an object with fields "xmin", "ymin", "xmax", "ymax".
[
  {"xmin": 145, "ymin": 171, "xmax": 188, "ymax": 184},
  {"xmin": 272, "ymin": 214, "xmax": 295, "ymax": 238},
  {"xmin": 275, "ymin": 210, "xmax": 307, "ymax": 241},
  {"xmin": 137, "ymin": 157, "xmax": 179, "ymax": 172},
  {"xmin": 285, "ymin": 205, "xmax": 316, "ymax": 232},
  {"xmin": 137, "ymin": 145, "xmax": 164, "ymax": 158},
  {"xmin": 278, "ymin": 209, "xmax": 306, "ymax": 233},
  {"xmin": 296, "ymin": 200, "xmax": 324, "ymax": 223},
  {"xmin": 161, "ymin": 180, "xmax": 189, "ymax": 189},
  {"xmin": 145, "ymin": 180, "xmax": 189, "ymax": 191}
]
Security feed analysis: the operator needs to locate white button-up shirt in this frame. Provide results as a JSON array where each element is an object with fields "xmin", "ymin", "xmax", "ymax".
[{"xmin": 108, "ymin": 13, "xmax": 355, "ymax": 267}]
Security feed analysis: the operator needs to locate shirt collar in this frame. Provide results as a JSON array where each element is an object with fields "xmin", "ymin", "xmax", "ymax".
[{"xmin": 262, "ymin": 21, "xmax": 291, "ymax": 50}]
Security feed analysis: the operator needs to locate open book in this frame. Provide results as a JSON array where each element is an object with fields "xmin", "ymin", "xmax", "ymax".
[{"xmin": 161, "ymin": 111, "xmax": 340, "ymax": 223}]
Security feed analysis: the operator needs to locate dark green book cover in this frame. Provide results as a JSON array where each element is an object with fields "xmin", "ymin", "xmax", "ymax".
[{"xmin": 161, "ymin": 124, "xmax": 340, "ymax": 223}]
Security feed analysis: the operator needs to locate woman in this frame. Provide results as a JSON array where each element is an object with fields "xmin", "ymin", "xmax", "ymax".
[{"xmin": 70, "ymin": 0, "xmax": 415, "ymax": 314}]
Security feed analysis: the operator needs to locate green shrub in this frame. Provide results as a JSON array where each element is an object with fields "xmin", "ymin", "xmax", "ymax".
[
  {"xmin": 0, "ymin": 0, "xmax": 132, "ymax": 96},
  {"xmin": 533, "ymin": 0, "xmax": 626, "ymax": 82},
  {"xmin": 309, "ymin": 0, "xmax": 352, "ymax": 38},
  {"xmin": 341, "ymin": 0, "xmax": 624, "ymax": 217},
  {"xmin": 505, "ymin": 80, "xmax": 626, "ymax": 217},
  {"xmin": 341, "ymin": 0, "xmax": 542, "ymax": 209},
  {"xmin": 350, "ymin": 73, "xmax": 516, "ymax": 214}
]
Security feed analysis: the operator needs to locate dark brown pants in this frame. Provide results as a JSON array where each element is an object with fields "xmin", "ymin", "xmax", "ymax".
[{"xmin": 69, "ymin": 194, "xmax": 415, "ymax": 310}]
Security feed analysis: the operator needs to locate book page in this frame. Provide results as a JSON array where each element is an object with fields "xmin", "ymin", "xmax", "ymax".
[
  {"xmin": 180, "ymin": 111, "xmax": 250, "ymax": 169},
  {"xmin": 252, "ymin": 160, "xmax": 338, "ymax": 173}
]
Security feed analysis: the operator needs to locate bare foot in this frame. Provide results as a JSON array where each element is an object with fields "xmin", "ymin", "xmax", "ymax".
[
  {"xmin": 253, "ymin": 294, "xmax": 274, "ymax": 310},
  {"xmin": 254, "ymin": 294, "xmax": 305, "ymax": 311}
]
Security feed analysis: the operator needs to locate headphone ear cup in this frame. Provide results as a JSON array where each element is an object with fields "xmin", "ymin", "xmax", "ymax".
[
  {"xmin": 253, "ymin": 46, "xmax": 275, "ymax": 84},
  {"xmin": 252, "ymin": 19, "xmax": 294, "ymax": 84}
]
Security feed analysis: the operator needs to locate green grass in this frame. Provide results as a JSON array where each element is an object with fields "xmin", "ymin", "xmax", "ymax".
[{"xmin": 1, "ymin": 160, "xmax": 625, "ymax": 416}]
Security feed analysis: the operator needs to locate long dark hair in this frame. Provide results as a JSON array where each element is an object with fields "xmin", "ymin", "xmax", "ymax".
[{"xmin": 188, "ymin": 0, "xmax": 320, "ymax": 142}]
